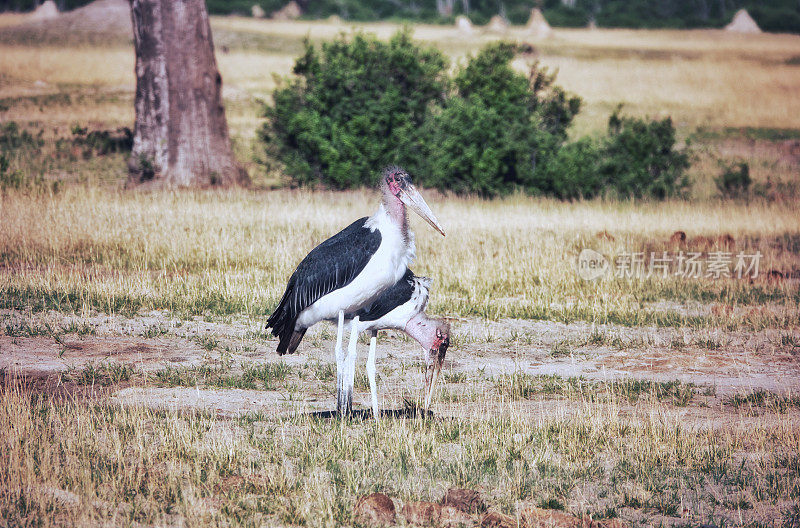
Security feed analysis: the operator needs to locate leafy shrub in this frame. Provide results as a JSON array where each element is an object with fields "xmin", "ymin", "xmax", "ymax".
[
  {"xmin": 262, "ymin": 37, "xmax": 581, "ymax": 196},
  {"xmin": 0, "ymin": 121, "xmax": 43, "ymax": 153},
  {"xmin": 63, "ymin": 125, "xmax": 133, "ymax": 159},
  {"xmin": 260, "ymin": 30, "xmax": 448, "ymax": 188},
  {"xmin": 597, "ymin": 109, "xmax": 690, "ymax": 199},
  {"xmin": 414, "ymin": 42, "xmax": 580, "ymax": 196},
  {"xmin": 535, "ymin": 137, "xmax": 603, "ymax": 199},
  {"xmin": 415, "ymin": 94, "xmax": 539, "ymax": 196},
  {"xmin": 0, "ymin": 154, "xmax": 24, "ymax": 192},
  {"xmin": 535, "ymin": 110, "xmax": 691, "ymax": 200},
  {"xmin": 715, "ymin": 161, "xmax": 751, "ymax": 199},
  {"xmin": 262, "ymin": 33, "xmax": 690, "ymax": 199}
]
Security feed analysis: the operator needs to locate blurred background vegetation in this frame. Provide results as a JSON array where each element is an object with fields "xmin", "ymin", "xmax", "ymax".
[
  {"xmin": 2, "ymin": 0, "xmax": 799, "ymax": 33},
  {"xmin": 1, "ymin": 0, "xmax": 798, "ymax": 201}
]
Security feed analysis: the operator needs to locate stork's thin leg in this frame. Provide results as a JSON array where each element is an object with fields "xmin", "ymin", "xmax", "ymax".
[
  {"xmin": 340, "ymin": 316, "xmax": 359, "ymax": 416},
  {"xmin": 334, "ymin": 310, "xmax": 347, "ymax": 416},
  {"xmin": 366, "ymin": 329, "xmax": 379, "ymax": 421}
]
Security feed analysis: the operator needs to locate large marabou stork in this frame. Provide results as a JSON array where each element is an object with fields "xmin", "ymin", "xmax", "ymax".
[
  {"xmin": 266, "ymin": 167, "xmax": 445, "ymax": 415},
  {"xmin": 343, "ymin": 269, "xmax": 450, "ymax": 420}
]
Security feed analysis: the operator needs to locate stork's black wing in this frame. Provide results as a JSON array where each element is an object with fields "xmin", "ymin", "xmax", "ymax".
[
  {"xmin": 266, "ymin": 217, "xmax": 381, "ymax": 355},
  {"xmin": 354, "ymin": 269, "xmax": 416, "ymax": 322}
]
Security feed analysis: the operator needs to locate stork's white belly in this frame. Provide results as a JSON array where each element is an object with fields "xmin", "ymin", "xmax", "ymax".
[
  {"xmin": 347, "ymin": 297, "xmax": 418, "ymax": 334},
  {"xmin": 295, "ymin": 206, "xmax": 414, "ymax": 330}
]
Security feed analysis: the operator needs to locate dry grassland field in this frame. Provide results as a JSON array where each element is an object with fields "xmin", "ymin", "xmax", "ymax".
[{"xmin": 1, "ymin": 4, "xmax": 800, "ymax": 528}]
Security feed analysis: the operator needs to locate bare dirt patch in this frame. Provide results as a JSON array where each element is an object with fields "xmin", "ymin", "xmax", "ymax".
[{"xmin": 1, "ymin": 309, "xmax": 798, "ymax": 417}]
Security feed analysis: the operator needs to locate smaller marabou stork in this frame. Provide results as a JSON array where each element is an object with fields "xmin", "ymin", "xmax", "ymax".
[
  {"xmin": 266, "ymin": 167, "xmax": 445, "ymax": 415},
  {"xmin": 341, "ymin": 269, "xmax": 450, "ymax": 419}
]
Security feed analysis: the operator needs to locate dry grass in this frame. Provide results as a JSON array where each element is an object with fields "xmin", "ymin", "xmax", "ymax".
[
  {"xmin": 0, "ymin": 188, "xmax": 798, "ymax": 329},
  {"xmin": 545, "ymin": 54, "xmax": 800, "ymax": 133},
  {"xmin": 2, "ymin": 372, "xmax": 798, "ymax": 527},
  {"xmin": 0, "ymin": 45, "xmax": 133, "ymax": 89},
  {"xmin": 0, "ymin": 12, "xmax": 29, "ymax": 29}
]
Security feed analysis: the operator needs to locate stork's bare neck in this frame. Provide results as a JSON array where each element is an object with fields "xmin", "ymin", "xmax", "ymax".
[{"xmin": 381, "ymin": 189, "xmax": 409, "ymax": 238}]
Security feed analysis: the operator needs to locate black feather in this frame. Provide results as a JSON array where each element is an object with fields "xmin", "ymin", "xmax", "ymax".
[{"xmin": 267, "ymin": 217, "xmax": 382, "ymax": 354}]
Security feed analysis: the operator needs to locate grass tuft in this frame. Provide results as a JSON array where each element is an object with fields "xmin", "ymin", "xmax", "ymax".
[{"xmin": 494, "ymin": 373, "xmax": 696, "ymax": 406}]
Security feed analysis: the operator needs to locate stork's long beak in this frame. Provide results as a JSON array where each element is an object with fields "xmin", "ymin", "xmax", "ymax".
[
  {"xmin": 423, "ymin": 363, "xmax": 441, "ymax": 413},
  {"xmin": 400, "ymin": 185, "xmax": 445, "ymax": 236}
]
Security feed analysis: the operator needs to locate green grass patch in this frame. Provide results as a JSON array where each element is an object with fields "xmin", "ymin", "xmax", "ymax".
[
  {"xmin": 693, "ymin": 126, "xmax": 800, "ymax": 142},
  {"xmin": 737, "ymin": 127, "xmax": 800, "ymax": 142},
  {"xmin": 64, "ymin": 362, "xmax": 134, "ymax": 386},
  {"xmin": 494, "ymin": 373, "xmax": 696, "ymax": 406},
  {"xmin": 152, "ymin": 361, "xmax": 292, "ymax": 390},
  {"xmin": 725, "ymin": 389, "xmax": 800, "ymax": 413}
]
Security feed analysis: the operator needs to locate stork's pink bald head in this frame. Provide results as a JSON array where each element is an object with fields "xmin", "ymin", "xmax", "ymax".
[{"xmin": 380, "ymin": 166, "xmax": 445, "ymax": 237}]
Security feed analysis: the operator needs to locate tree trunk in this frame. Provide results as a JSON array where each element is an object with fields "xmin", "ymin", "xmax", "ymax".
[
  {"xmin": 128, "ymin": 0, "xmax": 246, "ymax": 187},
  {"xmin": 436, "ymin": 0, "xmax": 454, "ymax": 17}
]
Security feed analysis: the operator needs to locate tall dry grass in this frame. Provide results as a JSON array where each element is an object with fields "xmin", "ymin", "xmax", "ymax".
[{"xmin": 1, "ymin": 188, "xmax": 797, "ymax": 328}]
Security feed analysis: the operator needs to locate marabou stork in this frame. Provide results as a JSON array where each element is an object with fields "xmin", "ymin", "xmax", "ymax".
[
  {"xmin": 343, "ymin": 269, "xmax": 450, "ymax": 419},
  {"xmin": 266, "ymin": 167, "xmax": 445, "ymax": 415}
]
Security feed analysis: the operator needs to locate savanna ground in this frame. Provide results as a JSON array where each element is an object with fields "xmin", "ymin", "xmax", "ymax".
[{"xmin": 1, "ymin": 7, "xmax": 800, "ymax": 527}]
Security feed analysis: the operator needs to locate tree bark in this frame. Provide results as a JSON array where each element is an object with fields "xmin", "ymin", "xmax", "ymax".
[
  {"xmin": 128, "ymin": 0, "xmax": 246, "ymax": 187},
  {"xmin": 436, "ymin": 0, "xmax": 454, "ymax": 17}
]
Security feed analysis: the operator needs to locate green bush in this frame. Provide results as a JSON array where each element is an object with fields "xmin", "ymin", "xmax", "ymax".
[
  {"xmin": 415, "ymin": 94, "xmax": 540, "ymax": 196},
  {"xmin": 414, "ymin": 42, "xmax": 580, "ymax": 196},
  {"xmin": 534, "ymin": 110, "xmax": 691, "ymax": 200},
  {"xmin": 260, "ymin": 30, "xmax": 448, "ymax": 188},
  {"xmin": 261, "ymin": 37, "xmax": 581, "ymax": 196},
  {"xmin": 597, "ymin": 109, "xmax": 690, "ymax": 199},
  {"xmin": 535, "ymin": 138, "xmax": 603, "ymax": 199},
  {"xmin": 0, "ymin": 121, "xmax": 43, "ymax": 153},
  {"xmin": 261, "ymin": 33, "xmax": 690, "ymax": 200},
  {"xmin": 715, "ymin": 161, "xmax": 751, "ymax": 199}
]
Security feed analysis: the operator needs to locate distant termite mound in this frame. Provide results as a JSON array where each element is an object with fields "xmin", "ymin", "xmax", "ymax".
[
  {"xmin": 271, "ymin": 1, "xmax": 302, "ymax": 20},
  {"xmin": 456, "ymin": 15, "xmax": 473, "ymax": 34},
  {"xmin": 30, "ymin": 0, "xmax": 59, "ymax": 20},
  {"xmin": 525, "ymin": 8, "xmax": 552, "ymax": 38},
  {"xmin": 486, "ymin": 15, "xmax": 508, "ymax": 33},
  {"xmin": 725, "ymin": 9, "xmax": 762, "ymax": 34},
  {"xmin": 251, "ymin": 5, "xmax": 266, "ymax": 18}
]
